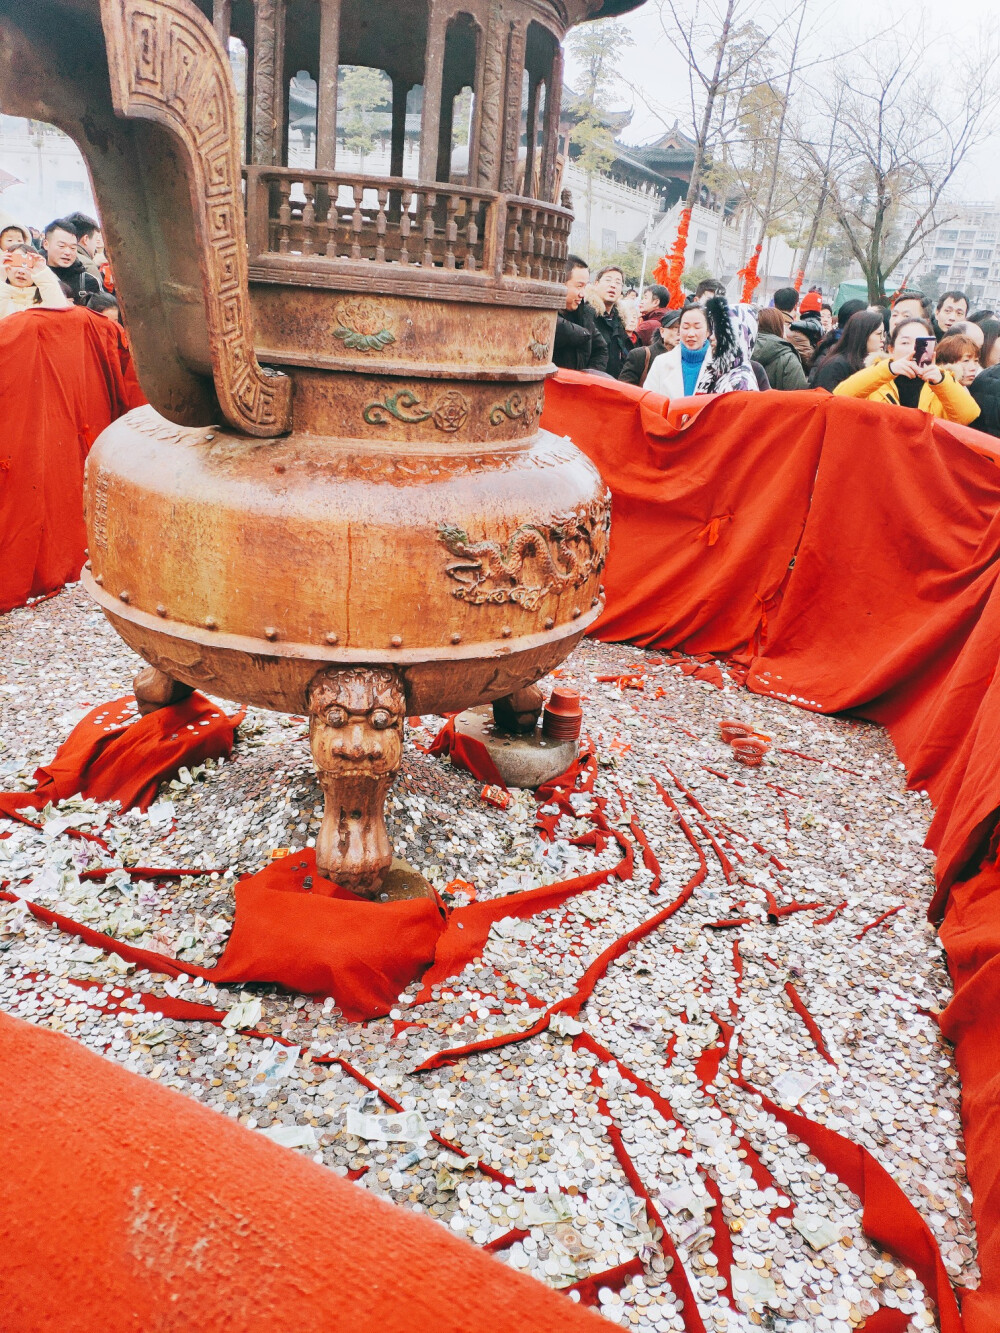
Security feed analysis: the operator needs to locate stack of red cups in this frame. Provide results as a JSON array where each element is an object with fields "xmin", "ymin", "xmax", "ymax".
[
  {"xmin": 718, "ymin": 717, "xmax": 771, "ymax": 768},
  {"xmin": 543, "ymin": 687, "xmax": 583, "ymax": 741}
]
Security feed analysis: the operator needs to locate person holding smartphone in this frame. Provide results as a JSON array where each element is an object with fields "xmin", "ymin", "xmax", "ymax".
[{"xmin": 832, "ymin": 317, "xmax": 980, "ymax": 423}]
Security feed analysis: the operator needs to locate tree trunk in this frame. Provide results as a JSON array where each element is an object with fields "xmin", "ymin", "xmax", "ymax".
[
  {"xmin": 683, "ymin": 0, "xmax": 737, "ymax": 212},
  {"xmin": 754, "ymin": 0, "xmax": 808, "ymax": 250}
]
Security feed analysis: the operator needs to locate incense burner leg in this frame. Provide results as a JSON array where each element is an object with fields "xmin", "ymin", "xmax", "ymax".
[
  {"xmin": 133, "ymin": 665, "xmax": 194, "ymax": 716},
  {"xmin": 492, "ymin": 684, "xmax": 544, "ymax": 735},
  {"xmin": 307, "ymin": 666, "xmax": 406, "ymax": 896}
]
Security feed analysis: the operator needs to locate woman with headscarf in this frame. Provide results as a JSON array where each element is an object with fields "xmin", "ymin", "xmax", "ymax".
[{"xmin": 644, "ymin": 297, "xmax": 760, "ymax": 398}]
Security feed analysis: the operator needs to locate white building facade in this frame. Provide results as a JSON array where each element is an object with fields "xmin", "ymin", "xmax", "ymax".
[
  {"xmin": 0, "ymin": 116, "xmax": 97, "ymax": 231},
  {"xmin": 925, "ymin": 203, "xmax": 1000, "ymax": 310},
  {"xmin": 563, "ymin": 160, "xmax": 802, "ymax": 300}
]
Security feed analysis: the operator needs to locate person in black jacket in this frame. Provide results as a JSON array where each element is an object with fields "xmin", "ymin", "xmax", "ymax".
[
  {"xmin": 590, "ymin": 264, "xmax": 632, "ymax": 379},
  {"xmin": 933, "ymin": 290, "xmax": 969, "ymax": 341},
  {"xmin": 808, "ymin": 311, "xmax": 886, "ymax": 391},
  {"xmin": 969, "ymin": 364, "xmax": 1000, "ymax": 438},
  {"xmin": 619, "ymin": 317, "xmax": 675, "ymax": 386},
  {"xmin": 553, "ymin": 255, "xmax": 608, "ymax": 373},
  {"xmin": 42, "ymin": 217, "xmax": 102, "ymax": 305}
]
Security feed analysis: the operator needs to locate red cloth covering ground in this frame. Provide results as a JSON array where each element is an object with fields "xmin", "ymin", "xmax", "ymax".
[
  {"xmin": 0, "ymin": 699, "xmax": 443, "ymax": 1021},
  {"xmin": 540, "ymin": 373, "xmax": 1000, "ymax": 1330},
  {"xmin": 1, "ymin": 850, "xmax": 445, "ymax": 1024},
  {"xmin": 0, "ymin": 693, "xmax": 238, "ymax": 819},
  {"xmin": 0, "ymin": 1011, "xmax": 606, "ymax": 1333},
  {"xmin": 0, "ymin": 305, "xmax": 145, "ymax": 614}
]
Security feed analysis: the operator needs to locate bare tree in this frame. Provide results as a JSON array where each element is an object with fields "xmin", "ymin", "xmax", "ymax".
[
  {"xmin": 565, "ymin": 19, "xmax": 634, "ymax": 261},
  {"xmin": 656, "ymin": 0, "xmax": 782, "ymax": 213},
  {"xmin": 804, "ymin": 36, "xmax": 1000, "ymax": 303}
]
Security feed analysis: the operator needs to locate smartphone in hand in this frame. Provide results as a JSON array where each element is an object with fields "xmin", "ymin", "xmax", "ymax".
[{"xmin": 914, "ymin": 336, "xmax": 936, "ymax": 368}]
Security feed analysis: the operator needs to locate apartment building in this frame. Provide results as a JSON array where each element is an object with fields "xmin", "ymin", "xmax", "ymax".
[{"xmin": 927, "ymin": 203, "xmax": 1000, "ymax": 308}]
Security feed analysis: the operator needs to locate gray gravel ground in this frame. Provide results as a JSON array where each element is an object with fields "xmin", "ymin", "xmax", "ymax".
[{"xmin": 0, "ymin": 584, "xmax": 977, "ymax": 1331}]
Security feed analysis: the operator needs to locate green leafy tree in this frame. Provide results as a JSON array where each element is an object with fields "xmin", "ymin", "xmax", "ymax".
[{"xmin": 339, "ymin": 67, "xmax": 391, "ymax": 171}]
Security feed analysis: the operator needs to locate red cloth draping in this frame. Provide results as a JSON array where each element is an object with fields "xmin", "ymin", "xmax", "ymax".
[
  {"xmin": 540, "ymin": 373, "xmax": 1000, "ymax": 1330},
  {"xmin": 0, "ymin": 305, "xmax": 145, "ymax": 614},
  {"xmin": 0, "ymin": 699, "xmax": 444, "ymax": 1020},
  {"xmin": 735, "ymin": 1081, "xmax": 963, "ymax": 1332},
  {"xmin": 426, "ymin": 715, "xmax": 507, "ymax": 787},
  {"xmin": 0, "ymin": 693, "xmax": 239, "ymax": 819},
  {"xmin": 0, "ymin": 1011, "xmax": 606, "ymax": 1333},
  {"xmin": 541, "ymin": 374, "xmax": 829, "ymax": 656},
  {"xmin": 1, "ymin": 851, "xmax": 445, "ymax": 1024}
]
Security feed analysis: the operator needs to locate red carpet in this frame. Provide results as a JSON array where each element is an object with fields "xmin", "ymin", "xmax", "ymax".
[
  {"xmin": 543, "ymin": 372, "xmax": 1000, "ymax": 1330},
  {"xmin": 0, "ymin": 306, "xmax": 145, "ymax": 614}
]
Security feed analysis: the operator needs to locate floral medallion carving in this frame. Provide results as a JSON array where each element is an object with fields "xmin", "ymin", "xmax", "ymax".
[
  {"xmin": 438, "ymin": 493, "xmax": 612, "ymax": 612},
  {"xmin": 332, "ymin": 299, "xmax": 396, "ymax": 353},
  {"xmin": 363, "ymin": 388, "xmax": 470, "ymax": 433}
]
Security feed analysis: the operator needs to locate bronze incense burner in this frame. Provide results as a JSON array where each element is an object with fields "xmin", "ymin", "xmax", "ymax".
[{"xmin": 0, "ymin": 0, "xmax": 641, "ymax": 895}]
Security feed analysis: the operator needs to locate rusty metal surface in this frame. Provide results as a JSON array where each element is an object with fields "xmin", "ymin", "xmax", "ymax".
[
  {"xmin": 83, "ymin": 414, "xmax": 609, "ymax": 666},
  {"xmin": 0, "ymin": 0, "xmax": 629, "ymax": 888}
]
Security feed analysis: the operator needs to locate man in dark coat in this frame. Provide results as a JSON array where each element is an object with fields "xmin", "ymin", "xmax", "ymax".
[
  {"xmin": 636, "ymin": 283, "xmax": 671, "ymax": 346},
  {"xmin": 591, "ymin": 264, "xmax": 632, "ymax": 379},
  {"xmin": 43, "ymin": 217, "xmax": 102, "ymax": 306},
  {"xmin": 553, "ymin": 255, "xmax": 608, "ymax": 373}
]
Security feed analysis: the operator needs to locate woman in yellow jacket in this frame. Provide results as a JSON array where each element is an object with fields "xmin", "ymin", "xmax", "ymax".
[{"xmin": 832, "ymin": 317, "xmax": 980, "ymax": 424}]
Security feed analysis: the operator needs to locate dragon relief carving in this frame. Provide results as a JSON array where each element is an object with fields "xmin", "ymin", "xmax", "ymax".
[
  {"xmin": 100, "ymin": 0, "xmax": 291, "ymax": 438},
  {"xmin": 438, "ymin": 494, "xmax": 611, "ymax": 613}
]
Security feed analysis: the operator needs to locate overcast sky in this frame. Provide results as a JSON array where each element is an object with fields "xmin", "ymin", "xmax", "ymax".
[{"xmin": 569, "ymin": 0, "xmax": 1000, "ymax": 203}]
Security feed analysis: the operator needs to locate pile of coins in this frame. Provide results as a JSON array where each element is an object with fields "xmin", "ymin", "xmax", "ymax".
[{"xmin": 0, "ymin": 588, "xmax": 979, "ymax": 1330}]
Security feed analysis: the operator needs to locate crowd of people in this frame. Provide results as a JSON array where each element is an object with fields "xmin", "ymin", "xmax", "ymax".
[
  {"xmin": 0, "ymin": 210, "xmax": 120, "ymax": 323},
  {"xmin": 6, "ymin": 210, "xmax": 1000, "ymax": 441},
  {"xmin": 554, "ymin": 254, "xmax": 1000, "ymax": 438}
]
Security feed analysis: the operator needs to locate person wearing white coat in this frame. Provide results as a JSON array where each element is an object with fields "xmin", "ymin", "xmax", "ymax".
[{"xmin": 645, "ymin": 297, "xmax": 760, "ymax": 398}]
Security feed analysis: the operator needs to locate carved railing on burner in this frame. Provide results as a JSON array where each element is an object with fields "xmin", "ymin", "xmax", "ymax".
[
  {"xmin": 244, "ymin": 166, "xmax": 571, "ymax": 285},
  {"xmin": 501, "ymin": 197, "xmax": 574, "ymax": 283}
]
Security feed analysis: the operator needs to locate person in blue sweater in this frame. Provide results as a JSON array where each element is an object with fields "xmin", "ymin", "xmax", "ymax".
[{"xmin": 644, "ymin": 299, "xmax": 760, "ymax": 398}]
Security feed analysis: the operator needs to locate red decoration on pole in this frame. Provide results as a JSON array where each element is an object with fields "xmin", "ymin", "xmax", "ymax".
[
  {"xmin": 652, "ymin": 207, "xmax": 692, "ymax": 308},
  {"xmin": 793, "ymin": 268, "xmax": 805, "ymax": 293},
  {"xmin": 737, "ymin": 243, "xmax": 763, "ymax": 303}
]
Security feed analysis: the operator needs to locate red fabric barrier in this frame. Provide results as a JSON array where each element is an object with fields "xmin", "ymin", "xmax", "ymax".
[
  {"xmin": 541, "ymin": 373, "xmax": 829, "ymax": 657},
  {"xmin": 0, "ymin": 306, "xmax": 146, "ymax": 613},
  {"xmin": 0, "ymin": 1012, "xmax": 606, "ymax": 1333},
  {"xmin": 539, "ymin": 375, "xmax": 1000, "ymax": 1329}
]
